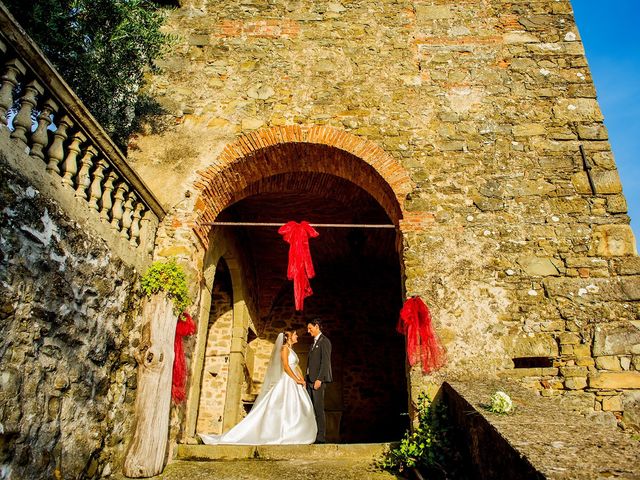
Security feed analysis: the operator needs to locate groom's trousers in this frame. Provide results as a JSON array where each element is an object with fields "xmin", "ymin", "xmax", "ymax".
[{"xmin": 307, "ymin": 383, "xmax": 326, "ymax": 443}]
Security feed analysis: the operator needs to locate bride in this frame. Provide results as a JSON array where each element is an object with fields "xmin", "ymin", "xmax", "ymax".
[{"xmin": 200, "ymin": 330, "xmax": 317, "ymax": 445}]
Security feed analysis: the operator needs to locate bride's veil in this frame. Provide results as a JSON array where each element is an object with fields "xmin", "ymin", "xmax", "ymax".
[{"xmin": 253, "ymin": 332, "xmax": 284, "ymax": 407}]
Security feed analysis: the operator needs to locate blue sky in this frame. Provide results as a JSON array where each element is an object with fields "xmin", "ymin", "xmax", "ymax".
[{"xmin": 572, "ymin": 1, "xmax": 640, "ymax": 247}]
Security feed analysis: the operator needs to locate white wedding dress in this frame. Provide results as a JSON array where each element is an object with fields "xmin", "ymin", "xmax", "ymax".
[{"xmin": 200, "ymin": 334, "xmax": 317, "ymax": 445}]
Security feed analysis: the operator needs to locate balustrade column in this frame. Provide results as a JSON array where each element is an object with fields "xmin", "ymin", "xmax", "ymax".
[
  {"xmin": 46, "ymin": 115, "xmax": 72, "ymax": 174},
  {"xmin": 11, "ymin": 79, "xmax": 43, "ymax": 144},
  {"xmin": 0, "ymin": 58, "xmax": 25, "ymax": 125},
  {"xmin": 139, "ymin": 210, "xmax": 157, "ymax": 255},
  {"xmin": 61, "ymin": 130, "xmax": 87, "ymax": 187},
  {"xmin": 111, "ymin": 182, "xmax": 129, "ymax": 232},
  {"xmin": 30, "ymin": 98, "xmax": 58, "ymax": 161},
  {"xmin": 75, "ymin": 145, "xmax": 98, "ymax": 200},
  {"xmin": 88, "ymin": 159, "xmax": 108, "ymax": 211},
  {"xmin": 100, "ymin": 172, "xmax": 117, "ymax": 222},
  {"xmin": 121, "ymin": 191, "xmax": 136, "ymax": 239},
  {"xmin": 130, "ymin": 202, "xmax": 145, "ymax": 246}
]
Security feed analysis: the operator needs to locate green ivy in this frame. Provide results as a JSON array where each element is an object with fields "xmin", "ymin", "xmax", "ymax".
[
  {"xmin": 376, "ymin": 392, "xmax": 460, "ymax": 478},
  {"xmin": 140, "ymin": 259, "xmax": 190, "ymax": 317}
]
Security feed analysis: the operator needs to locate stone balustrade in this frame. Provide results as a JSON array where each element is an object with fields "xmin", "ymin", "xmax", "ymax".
[{"xmin": 0, "ymin": 4, "xmax": 164, "ymax": 267}]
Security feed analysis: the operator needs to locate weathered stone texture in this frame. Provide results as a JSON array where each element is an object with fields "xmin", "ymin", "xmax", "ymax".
[
  {"xmin": 129, "ymin": 0, "xmax": 640, "ymax": 436},
  {"xmin": 0, "ymin": 164, "xmax": 139, "ymax": 479}
]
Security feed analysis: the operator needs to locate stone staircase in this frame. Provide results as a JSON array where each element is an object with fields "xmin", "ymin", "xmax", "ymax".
[{"xmin": 145, "ymin": 443, "xmax": 399, "ymax": 480}]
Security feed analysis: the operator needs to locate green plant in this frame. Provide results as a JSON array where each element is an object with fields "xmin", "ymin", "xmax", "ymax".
[
  {"xmin": 4, "ymin": 0, "xmax": 174, "ymax": 149},
  {"xmin": 376, "ymin": 392, "xmax": 455, "ymax": 478},
  {"xmin": 140, "ymin": 259, "xmax": 189, "ymax": 316}
]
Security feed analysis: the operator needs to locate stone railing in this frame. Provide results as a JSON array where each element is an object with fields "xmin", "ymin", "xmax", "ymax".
[{"xmin": 0, "ymin": 4, "xmax": 164, "ymax": 268}]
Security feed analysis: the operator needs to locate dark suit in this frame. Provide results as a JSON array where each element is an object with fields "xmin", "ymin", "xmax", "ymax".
[{"xmin": 306, "ymin": 334, "xmax": 332, "ymax": 443}]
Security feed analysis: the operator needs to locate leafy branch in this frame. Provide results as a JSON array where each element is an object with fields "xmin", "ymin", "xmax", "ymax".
[{"xmin": 140, "ymin": 259, "xmax": 189, "ymax": 317}]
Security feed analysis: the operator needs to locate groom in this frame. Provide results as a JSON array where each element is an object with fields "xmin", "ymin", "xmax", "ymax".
[{"xmin": 306, "ymin": 319, "xmax": 332, "ymax": 444}]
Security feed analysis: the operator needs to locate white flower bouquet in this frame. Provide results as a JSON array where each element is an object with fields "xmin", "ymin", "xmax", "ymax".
[{"xmin": 487, "ymin": 391, "xmax": 514, "ymax": 414}]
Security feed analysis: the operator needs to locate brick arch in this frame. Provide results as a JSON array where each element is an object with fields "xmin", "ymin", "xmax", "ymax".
[{"xmin": 192, "ymin": 125, "xmax": 413, "ymax": 246}]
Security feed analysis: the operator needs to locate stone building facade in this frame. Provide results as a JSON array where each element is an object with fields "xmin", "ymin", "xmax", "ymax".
[
  {"xmin": 2, "ymin": 0, "xmax": 640, "ymax": 478},
  {"xmin": 128, "ymin": 0, "xmax": 640, "ymax": 442}
]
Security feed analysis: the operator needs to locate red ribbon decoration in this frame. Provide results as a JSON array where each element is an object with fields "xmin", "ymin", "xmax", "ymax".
[
  {"xmin": 172, "ymin": 311, "xmax": 196, "ymax": 403},
  {"xmin": 278, "ymin": 221, "xmax": 320, "ymax": 311},
  {"xmin": 397, "ymin": 296, "xmax": 446, "ymax": 373}
]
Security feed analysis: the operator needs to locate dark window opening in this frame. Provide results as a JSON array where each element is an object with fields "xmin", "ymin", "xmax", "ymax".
[{"xmin": 513, "ymin": 357, "xmax": 554, "ymax": 368}]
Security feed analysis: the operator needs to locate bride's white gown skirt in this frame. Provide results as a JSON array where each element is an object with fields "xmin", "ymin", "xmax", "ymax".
[{"xmin": 200, "ymin": 350, "xmax": 317, "ymax": 445}]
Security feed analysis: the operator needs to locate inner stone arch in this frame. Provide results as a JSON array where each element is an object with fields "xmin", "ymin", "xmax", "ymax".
[{"xmin": 190, "ymin": 137, "xmax": 410, "ymax": 443}]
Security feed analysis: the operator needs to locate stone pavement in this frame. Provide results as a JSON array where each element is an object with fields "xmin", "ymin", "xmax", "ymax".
[{"xmin": 115, "ymin": 444, "xmax": 401, "ymax": 480}]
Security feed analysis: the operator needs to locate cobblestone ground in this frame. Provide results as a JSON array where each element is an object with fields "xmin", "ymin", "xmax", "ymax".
[{"xmin": 140, "ymin": 459, "xmax": 401, "ymax": 480}]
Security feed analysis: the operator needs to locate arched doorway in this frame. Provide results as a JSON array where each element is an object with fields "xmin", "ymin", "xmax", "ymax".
[{"xmin": 186, "ymin": 126, "xmax": 413, "ymax": 443}]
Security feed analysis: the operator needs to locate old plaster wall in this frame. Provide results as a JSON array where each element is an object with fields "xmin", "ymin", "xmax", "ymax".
[
  {"xmin": 0, "ymin": 158, "xmax": 140, "ymax": 478},
  {"xmin": 133, "ymin": 0, "xmax": 640, "ymax": 427}
]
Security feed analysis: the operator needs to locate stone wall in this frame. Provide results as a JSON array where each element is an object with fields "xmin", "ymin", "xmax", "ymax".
[
  {"xmin": 0, "ymin": 160, "xmax": 140, "ymax": 478},
  {"xmin": 196, "ymin": 266, "xmax": 234, "ymax": 434},
  {"xmin": 131, "ymin": 0, "xmax": 640, "ymax": 429}
]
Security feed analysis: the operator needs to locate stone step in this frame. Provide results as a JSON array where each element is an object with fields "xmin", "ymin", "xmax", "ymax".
[
  {"xmin": 176, "ymin": 442, "xmax": 397, "ymax": 462},
  {"xmin": 145, "ymin": 458, "xmax": 398, "ymax": 480}
]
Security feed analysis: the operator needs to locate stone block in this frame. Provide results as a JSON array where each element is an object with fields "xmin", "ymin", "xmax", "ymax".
[
  {"xmin": 571, "ymin": 172, "xmax": 592, "ymax": 194},
  {"xmin": 622, "ymin": 391, "xmax": 640, "ymax": 431},
  {"xmin": 505, "ymin": 334, "xmax": 559, "ymax": 358},
  {"xmin": 577, "ymin": 123, "xmax": 608, "ymax": 140},
  {"xmin": 503, "ymin": 32, "xmax": 539, "ymax": 43},
  {"xmin": 591, "ymin": 225, "xmax": 637, "ymax": 257},
  {"xmin": 553, "ymin": 98, "xmax": 604, "ymax": 122},
  {"xmin": 560, "ymin": 366, "xmax": 588, "ymax": 377},
  {"xmin": 615, "ymin": 257, "xmax": 640, "ymax": 275},
  {"xmin": 564, "ymin": 377, "xmax": 587, "ymax": 390},
  {"xmin": 517, "ymin": 256, "xmax": 559, "ymax": 276},
  {"xmin": 512, "ymin": 123, "xmax": 546, "ymax": 137},
  {"xmin": 588, "ymin": 372, "xmax": 640, "ymax": 389},
  {"xmin": 606, "ymin": 195, "xmax": 628, "ymax": 214},
  {"xmin": 564, "ymin": 257, "xmax": 608, "ymax": 269},
  {"xmin": 415, "ymin": 5, "xmax": 453, "ymax": 20},
  {"xmin": 591, "ymin": 169, "xmax": 623, "ymax": 194},
  {"xmin": 602, "ymin": 395, "xmax": 623, "ymax": 411},
  {"xmin": 595, "ymin": 356, "xmax": 621, "ymax": 371},
  {"xmin": 573, "ymin": 344, "xmax": 591, "ymax": 357},
  {"xmin": 241, "ymin": 118, "xmax": 265, "ymax": 130},
  {"xmin": 575, "ymin": 357, "xmax": 595, "ymax": 367},
  {"xmin": 621, "ymin": 276, "xmax": 640, "ymax": 300},
  {"xmin": 559, "ymin": 332, "xmax": 580, "ymax": 345},
  {"xmin": 593, "ymin": 324, "xmax": 640, "ymax": 356}
]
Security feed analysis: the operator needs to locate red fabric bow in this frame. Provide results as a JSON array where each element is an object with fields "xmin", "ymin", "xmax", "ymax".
[
  {"xmin": 397, "ymin": 296, "xmax": 446, "ymax": 373},
  {"xmin": 172, "ymin": 311, "xmax": 196, "ymax": 403},
  {"xmin": 278, "ymin": 221, "xmax": 320, "ymax": 311}
]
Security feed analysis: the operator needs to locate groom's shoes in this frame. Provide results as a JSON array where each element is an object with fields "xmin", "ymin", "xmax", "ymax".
[{"xmin": 314, "ymin": 440, "xmax": 326, "ymax": 444}]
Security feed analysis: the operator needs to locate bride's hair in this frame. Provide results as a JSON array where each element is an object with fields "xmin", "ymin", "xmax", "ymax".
[{"xmin": 283, "ymin": 330, "xmax": 294, "ymax": 345}]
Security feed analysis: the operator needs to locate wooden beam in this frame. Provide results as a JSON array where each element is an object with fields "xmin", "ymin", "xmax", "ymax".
[{"xmin": 202, "ymin": 222, "xmax": 397, "ymax": 229}]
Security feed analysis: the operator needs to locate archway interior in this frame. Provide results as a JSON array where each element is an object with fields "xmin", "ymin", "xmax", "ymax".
[
  {"xmin": 204, "ymin": 169, "xmax": 408, "ymax": 443},
  {"xmin": 196, "ymin": 259, "xmax": 233, "ymax": 434}
]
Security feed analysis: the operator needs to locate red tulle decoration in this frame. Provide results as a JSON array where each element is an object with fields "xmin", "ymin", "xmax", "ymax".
[
  {"xmin": 172, "ymin": 311, "xmax": 196, "ymax": 403},
  {"xmin": 397, "ymin": 296, "xmax": 446, "ymax": 373},
  {"xmin": 278, "ymin": 221, "xmax": 320, "ymax": 311}
]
